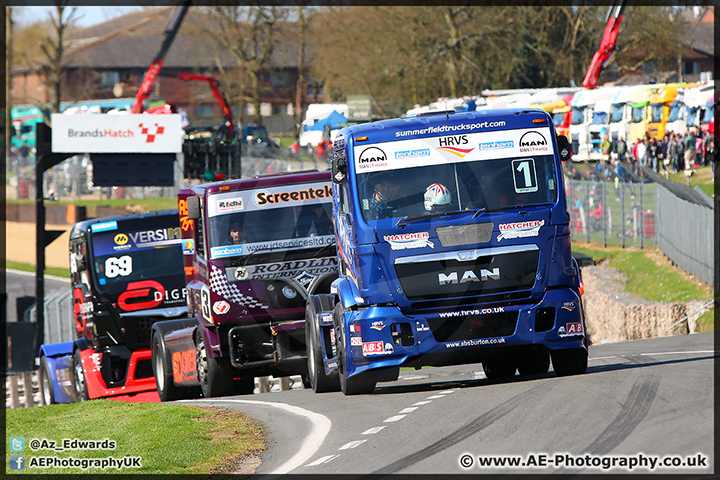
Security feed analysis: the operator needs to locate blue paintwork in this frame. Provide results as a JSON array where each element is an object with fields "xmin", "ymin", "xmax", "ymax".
[{"xmin": 39, "ymin": 342, "xmax": 76, "ymax": 404}]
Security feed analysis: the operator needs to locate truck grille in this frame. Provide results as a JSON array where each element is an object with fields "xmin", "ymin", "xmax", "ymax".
[
  {"xmin": 428, "ymin": 310, "xmax": 519, "ymax": 342},
  {"xmin": 395, "ymin": 247, "xmax": 539, "ymax": 301}
]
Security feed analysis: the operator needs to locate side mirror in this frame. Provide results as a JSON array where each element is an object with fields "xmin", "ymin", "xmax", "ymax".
[
  {"xmin": 332, "ymin": 153, "xmax": 348, "ymax": 184},
  {"xmin": 76, "ymin": 254, "xmax": 87, "ymax": 272},
  {"xmin": 187, "ymin": 195, "xmax": 201, "ymax": 220},
  {"xmin": 557, "ymin": 135, "xmax": 573, "ymax": 162}
]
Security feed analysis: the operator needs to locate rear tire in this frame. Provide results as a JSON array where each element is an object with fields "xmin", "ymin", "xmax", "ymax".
[
  {"xmin": 306, "ymin": 298, "xmax": 340, "ymax": 393},
  {"xmin": 551, "ymin": 348, "xmax": 588, "ymax": 376},
  {"xmin": 335, "ymin": 303, "xmax": 376, "ymax": 395},
  {"xmin": 39, "ymin": 355, "xmax": 55, "ymax": 405},
  {"xmin": 482, "ymin": 357, "xmax": 516, "ymax": 380},
  {"xmin": 517, "ymin": 348, "xmax": 550, "ymax": 376}
]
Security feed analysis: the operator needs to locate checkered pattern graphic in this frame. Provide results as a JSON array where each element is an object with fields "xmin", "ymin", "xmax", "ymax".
[{"xmin": 210, "ymin": 265, "xmax": 268, "ymax": 309}]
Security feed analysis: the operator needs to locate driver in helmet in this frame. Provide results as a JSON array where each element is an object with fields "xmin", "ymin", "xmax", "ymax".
[{"xmin": 424, "ymin": 183, "xmax": 452, "ymax": 213}]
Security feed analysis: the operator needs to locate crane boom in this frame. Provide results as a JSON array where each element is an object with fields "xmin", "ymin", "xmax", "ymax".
[{"xmin": 582, "ymin": 1, "xmax": 625, "ymax": 90}]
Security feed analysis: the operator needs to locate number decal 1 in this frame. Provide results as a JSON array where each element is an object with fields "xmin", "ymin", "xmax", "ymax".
[
  {"xmin": 105, "ymin": 255, "xmax": 133, "ymax": 278},
  {"xmin": 512, "ymin": 158, "xmax": 539, "ymax": 193}
]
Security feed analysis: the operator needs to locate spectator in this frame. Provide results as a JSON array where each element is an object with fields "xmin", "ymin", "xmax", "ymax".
[
  {"xmin": 695, "ymin": 132, "xmax": 704, "ymax": 166},
  {"xmin": 683, "ymin": 128, "xmax": 697, "ymax": 170},
  {"xmin": 636, "ymin": 138, "xmax": 647, "ymax": 167},
  {"xmin": 600, "ymin": 134, "xmax": 612, "ymax": 162},
  {"xmin": 647, "ymin": 137, "xmax": 658, "ymax": 172},
  {"xmin": 668, "ymin": 132, "xmax": 679, "ymax": 173},
  {"xmin": 614, "ymin": 135, "xmax": 628, "ymax": 163},
  {"xmin": 705, "ymin": 133, "xmax": 718, "ymax": 181}
]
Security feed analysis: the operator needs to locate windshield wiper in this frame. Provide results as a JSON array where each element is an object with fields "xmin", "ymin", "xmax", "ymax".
[
  {"xmin": 395, "ymin": 209, "xmax": 483, "ymax": 227},
  {"xmin": 313, "ymin": 242, "xmax": 337, "ymax": 258},
  {"xmin": 230, "ymin": 247, "xmax": 275, "ymax": 267}
]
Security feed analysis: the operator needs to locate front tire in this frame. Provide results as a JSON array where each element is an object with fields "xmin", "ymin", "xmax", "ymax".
[
  {"xmin": 196, "ymin": 329, "xmax": 234, "ymax": 398},
  {"xmin": 39, "ymin": 355, "xmax": 55, "ymax": 405},
  {"xmin": 152, "ymin": 334, "xmax": 198, "ymax": 401},
  {"xmin": 482, "ymin": 357, "xmax": 517, "ymax": 380},
  {"xmin": 517, "ymin": 348, "xmax": 550, "ymax": 376},
  {"xmin": 335, "ymin": 303, "xmax": 376, "ymax": 395},
  {"xmin": 72, "ymin": 349, "xmax": 89, "ymax": 402},
  {"xmin": 306, "ymin": 297, "xmax": 340, "ymax": 393},
  {"xmin": 551, "ymin": 348, "xmax": 588, "ymax": 376}
]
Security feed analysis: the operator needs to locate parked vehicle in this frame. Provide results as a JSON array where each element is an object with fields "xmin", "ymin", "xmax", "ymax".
[
  {"xmin": 608, "ymin": 84, "xmax": 654, "ymax": 144},
  {"xmin": 629, "ymin": 85, "xmax": 664, "ymax": 143},
  {"xmin": 150, "ymin": 170, "xmax": 338, "ymax": 400},
  {"xmin": 647, "ymin": 84, "xmax": 687, "ymax": 140},
  {"xmin": 10, "ymin": 105, "xmax": 51, "ymax": 161},
  {"xmin": 38, "ymin": 210, "xmax": 187, "ymax": 404},
  {"xmin": 305, "ymin": 107, "xmax": 586, "ymax": 395},
  {"xmin": 569, "ymin": 87, "xmax": 616, "ymax": 161}
]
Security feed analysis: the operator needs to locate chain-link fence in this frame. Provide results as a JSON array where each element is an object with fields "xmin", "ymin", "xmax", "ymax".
[{"xmin": 566, "ymin": 178, "xmax": 658, "ymax": 248}]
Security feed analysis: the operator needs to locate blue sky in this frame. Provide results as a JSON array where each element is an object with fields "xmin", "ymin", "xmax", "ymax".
[{"xmin": 14, "ymin": 6, "xmax": 145, "ymax": 28}]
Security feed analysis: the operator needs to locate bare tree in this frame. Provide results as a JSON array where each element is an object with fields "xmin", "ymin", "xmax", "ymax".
[{"xmin": 204, "ymin": 5, "xmax": 287, "ymax": 125}]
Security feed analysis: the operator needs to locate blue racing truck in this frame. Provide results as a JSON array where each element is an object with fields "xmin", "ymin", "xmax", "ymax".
[{"xmin": 305, "ymin": 107, "xmax": 586, "ymax": 395}]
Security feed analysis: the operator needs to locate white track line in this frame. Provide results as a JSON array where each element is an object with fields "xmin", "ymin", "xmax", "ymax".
[
  {"xmin": 197, "ymin": 399, "xmax": 332, "ymax": 475},
  {"xmin": 590, "ymin": 350, "xmax": 715, "ymax": 361},
  {"xmin": 362, "ymin": 426, "xmax": 386, "ymax": 435}
]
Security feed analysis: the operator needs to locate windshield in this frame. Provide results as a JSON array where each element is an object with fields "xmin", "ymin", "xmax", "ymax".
[
  {"xmin": 668, "ymin": 106, "xmax": 680, "ymax": 122},
  {"xmin": 243, "ymin": 125, "xmax": 269, "ymax": 143},
  {"xmin": 207, "ymin": 185, "xmax": 335, "ymax": 260},
  {"xmin": 687, "ymin": 108, "xmax": 699, "ymax": 127},
  {"xmin": 591, "ymin": 111, "xmax": 609, "ymax": 125},
  {"xmin": 89, "ymin": 227, "xmax": 184, "ymax": 297},
  {"xmin": 631, "ymin": 106, "xmax": 645, "ymax": 123},
  {"xmin": 571, "ymin": 108, "xmax": 584, "ymax": 125},
  {"xmin": 609, "ymin": 105, "xmax": 624, "ymax": 123},
  {"xmin": 357, "ymin": 155, "xmax": 557, "ymax": 224},
  {"xmin": 552, "ymin": 112, "xmax": 566, "ymax": 127},
  {"xmin": 650, "ymin": 105, "xmax": 664, "ymax": 123}
]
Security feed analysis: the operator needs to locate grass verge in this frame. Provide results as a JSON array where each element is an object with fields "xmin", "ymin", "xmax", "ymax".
[
  {"xmin": 6, "ymin": 197, "xmax": 177, "ymax": 216},
  {"xmin": 6, "ymin": 260, "xmax": 69, "ymax": 279},
  {"xmin": 6, "ymin": 400, "xmax": 265, "ymax": 475},
  {"xmin": 572, "ymin": 242, "xmax": 714, "ymax": 332}
]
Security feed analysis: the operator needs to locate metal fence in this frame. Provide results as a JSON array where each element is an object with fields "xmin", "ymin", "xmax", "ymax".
[
  {"xmin": 30, "ymin": 290, "xmax": 75, "ymax": 346},
  {"xmin": 657, "ymin": 184, "xmax": 715, "ymax": 286},
  {"xmin": 566, "ymin": 178, "xmax": 658, "ymax": 248}
]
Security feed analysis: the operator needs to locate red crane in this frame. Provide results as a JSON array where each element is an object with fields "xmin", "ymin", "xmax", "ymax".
[{"xmin": 582, "ymin": 1, "xmax": 625, "ymax": 90}]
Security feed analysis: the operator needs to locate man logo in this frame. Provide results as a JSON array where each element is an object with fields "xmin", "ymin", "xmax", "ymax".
[
  {"xmin": 519, "ymin": 131, "xmax": 547, "ymax": 148},
  {"xmin": 358, "ymin": 147, "xmax": 387, "ymax": 164},
  {"xmin": 114, "ymin": 233, "xmax": 129, "ymax": 245},
  {"xmin": 438, "ymin": 268, "xmax": 500, "ymax": 285}
]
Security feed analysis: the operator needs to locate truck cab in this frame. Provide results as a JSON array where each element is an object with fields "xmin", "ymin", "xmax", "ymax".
[
  {"xmin": 150, "ymin": 170, "xmax": 337, "ymax": 400},
  {"xmin": 647, "ymin": 84, "xmax": 685, "ymax": 140},
  {"xmin": 570, "ymin": 87, "xmax": 616, "ymax": 162},
  {"xmin": 306, "ymin": 108, "xmax": 587, "ymax": 395},
  {"xmin": 38, "ymin": 210, "xmax": 187, "ymax": 404}
]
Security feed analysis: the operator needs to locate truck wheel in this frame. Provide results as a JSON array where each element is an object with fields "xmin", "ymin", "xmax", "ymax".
[
  {"xmin": 72, "ymin": 350, "xmax": 89, "ymax": 401},
  {"xmin": 39, "ymin": 355, "xmax": 56, "ymax": 405},
  {"xmin": 482, "ymin": 357, "xmax": 516, "ymax": 380},
  {"xmin": 335, "ymin": 303, "xmax": 376, "ymax": 395},
  {"xmin": 305, "ymin": 299, "xmax": 340, "ymax": 393},
  {"xmin": 152, "ymin": 334, "xmax": 190, "ymax": 402},
  {"xmin": 517, "ymin": 348, "xmax": 550, "ymax": 376},
  {"xmin": 551, "ymin": 348, "xmax": 588, "ymax": 376},
  {"xmin": 196, "ymin": 329, "xmax": 234, "ymax": 398}
]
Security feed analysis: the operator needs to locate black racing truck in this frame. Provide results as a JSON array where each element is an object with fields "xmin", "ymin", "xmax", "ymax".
[
  {"xmin": 38, "ymin": 210, "xmax": 188, "ymax": 404},
  {"xmin": 150, "ymin": 170, "xmax": 337, "ymax": 400}
]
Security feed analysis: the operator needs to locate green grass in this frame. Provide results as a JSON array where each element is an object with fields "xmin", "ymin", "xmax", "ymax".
[
  {"xmin": 6, "ymin": 260, "xmax": 69, "ymax": 279},
  {"xmin": 6, "ymin": 400, "xmax": 265, "ymax": 475},
  {"xmin": 665, "ymin": 164, "xmax": 714, "ymax": 197},
  {"xmin": 6, "ymin": 197, "xmax": 177, "ymax": 216}
]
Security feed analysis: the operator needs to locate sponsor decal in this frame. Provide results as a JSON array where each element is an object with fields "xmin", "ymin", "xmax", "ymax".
[
  {"xmin": 351, "ymin": 337, "xmax": 363, "ymax": 346},
  {"xmin": 350, "ymin": 324, "xmax": 361, "ymax": 333},
  {"xmin": 357, "ymin": 147, "xmax": 388, "ymax": 170},
  {"xmin": 200, "ymin": 285, "xmax": 212, "ymax": 322},
  {"xmin": 182, "ymin": 239, "xmax": 195, "ymax": 255},
  {"xmin": 558, "ymin": 322, "xmax": 584, "ymax": 337},
  {"xmin": 437, "ymin": 146, "xmax": 474, "ymax": 158},
  {"xmin": 479, "ymin": 140, "xmax": 514, "ymax": 150},
  {"xmin": 384, "ymin": 232, "xmax": 434, "ymax": 250},
  {"xmin": 384, "ymin": 342, "xmax": 394, "ymax": 354},
  {"xmin": 138, "ymin": 122, "xmax": 165, "ymax": 143},
  {"xmin": 370, "ymin": 321, "xmax": 386, "ymax": 331},
  {"xmin": 211, "ymin": 245, "xmax": 244, "ymax": 258},
  {"xmin": 90, "ymin": 221, "xmax": 118, "ymax": 233},
  {"xmin": 254, "ymin": 184, "xmax": 333, "ymax": 206},
  {"xmin": 114, "ymin": 233, "xmax": 129, "ymax": 245},
  {"xmin": 213, "ymin": 300, "xmax": 231, "ymax": 315},
  {"xmin": 395, "ymin": 148, "xmax": 430, "ymax": 159},
  {"xmin": 294, "ymin": 271, "xmax": 318, "ymax": 288},
  {"xmin": 497, "ymin": 220, "xmax": 544, "ymax": 241},
  {"xmin": 561, "ymin": 301, "xmax": 576, "ymax": 311},
  {"xmin": 415, "ymin": 321, "xmax": 430, "ymax": 332},
  {"xmin": 438, "ymin": 135, "xmax": 469, "ymax": 146},
  {"xmin": 172, "ymin": 349, "xmax": 197, "ymax": 384},
  {"xmin": 362, "ymin": 341, "xmax": 385, "ymax": 356},
  {"xmin": 394, "ymin": 120, "xmax": 508, "ymax": 138},
  {"xmin": 117, "ymin": 280, "xmax": 165, "ymax": 312},
  {"xmin": 519, "ymin": 131, "xmax": 550, "ymax": 153},
  {"xmin": 217, "ymin": 198, "xmax": 244, "ymax": 213},
  {"xmin": 235, "ymin": 267, "xmax": 249, "ymax": 281},
  {"xmin": 438, "ymin": 307, "xmax": 506, "ymax": 318},
  {"xmin": 438, "ymin": 268, "xmax": 500, "ymax": 285}
]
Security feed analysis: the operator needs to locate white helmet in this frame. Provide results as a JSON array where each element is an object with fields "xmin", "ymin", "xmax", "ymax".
[{"xmin": 424, "ymin": 183, "xmax": 451, "ymax": 211}]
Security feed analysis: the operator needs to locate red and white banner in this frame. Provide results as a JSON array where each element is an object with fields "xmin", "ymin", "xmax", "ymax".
[{"xmin": 51, "ymin": 113, "xmax": 183, "ymax": 153}]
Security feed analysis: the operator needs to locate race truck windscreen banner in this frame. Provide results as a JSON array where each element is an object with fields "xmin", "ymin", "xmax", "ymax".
[
  {"xmin": 353, "ymin": 126, "xmax": 558, "ymax": 223},
  {"xmin": 207, "ymin": 182, "xmax": 335, "ymax": 260},
  {"xmin": 88, "ymin": 220, "xmax": 186, "ymax": 311}
]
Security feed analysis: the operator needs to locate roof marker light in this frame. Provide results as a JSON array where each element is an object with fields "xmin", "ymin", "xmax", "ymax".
[{"xmin": 355, "ymin": 136, "xmax": 368, "ymax": 141}]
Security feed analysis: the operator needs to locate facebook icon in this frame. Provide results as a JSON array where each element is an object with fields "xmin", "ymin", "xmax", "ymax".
[{"xmin": 9, "ymin": 455, "xmax": 25, "ymax": 470}]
